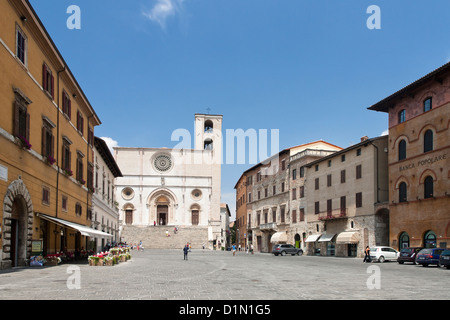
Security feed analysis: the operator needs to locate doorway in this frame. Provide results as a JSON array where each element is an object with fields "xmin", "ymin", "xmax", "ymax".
[
  {"xmin": 10, "ymin": 197, "xmax": 27, "ymax": 267},
  {"xmin": 157, "ymin": 205, "xmax": 168, "ymax": 225}
]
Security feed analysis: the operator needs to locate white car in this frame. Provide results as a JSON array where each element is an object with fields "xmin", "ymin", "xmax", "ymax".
[{"xmin": 369, "ymin": 246, "xmax": 399, "ymax": 263}]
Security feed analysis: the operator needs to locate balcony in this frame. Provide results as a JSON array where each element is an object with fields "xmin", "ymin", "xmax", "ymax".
[
  {"xmin": 318, "ymin": 208, "xmax": 347, "ymax": 221},
  {"xmin": 260, "ymin": 222, "xmax": 277, "ymax": 231}
]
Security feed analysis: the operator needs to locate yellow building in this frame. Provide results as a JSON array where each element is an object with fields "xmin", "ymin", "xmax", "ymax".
[{"xmin": 0, "ymin": 0, "xmax": 108, "ymax": 268}]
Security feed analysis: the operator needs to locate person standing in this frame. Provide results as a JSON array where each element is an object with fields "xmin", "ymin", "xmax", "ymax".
[
  {"xmin": 232, "ymin": 244, "xmax": 236, "ymax": 256},
  {"xmin": 183, "ymin": 244, "xmax": 189, "ymax": 260}
]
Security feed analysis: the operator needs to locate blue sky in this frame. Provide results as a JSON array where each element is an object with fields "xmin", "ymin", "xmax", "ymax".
[{"xmin": 31, "ymin": 0, "xmax": 450, "ymax": 218}]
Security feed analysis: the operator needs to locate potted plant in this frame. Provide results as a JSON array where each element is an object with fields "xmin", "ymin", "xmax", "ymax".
[
  {"xmin": 18, "ymin": 135, "xmax": 32, "ymax": 150},
  {"xmin": 45, "ymin": 155, "xmax": 56, "ymax": 166}
]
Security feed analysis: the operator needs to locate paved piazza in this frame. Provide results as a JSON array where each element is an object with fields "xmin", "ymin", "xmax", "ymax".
[{"xmin": 0, "ymin": 249, "xmax": 448, "ymax": 301}]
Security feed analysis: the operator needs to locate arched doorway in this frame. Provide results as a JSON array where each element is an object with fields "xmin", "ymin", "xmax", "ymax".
[
  {"xmin": 156, "ymin": 195, "xmax": 170, "ymax": 225},
  {"xmin": 122, "ymin": 203, "xmax": 135, "ymax": 225},
  {"xmin": 424, "ymin": 230, "xmax": 437, "ymax": 248},
  {"xmin": 294, "ymin": 234, "xmax": 301, "ymax": 248},
  {"xmin": 190, "ymin": 204, "xmax": 200, "ymax": 225},
  {"xmin": 147, "ymin": 189, "xmax": 178, "ymax": 226},
  {"xmin": 2, "ymin": 179, "xmax": 34, "ymax": 268},
  {"xmin": 399, "ymin": 232, "xmax": 410, "ymax": 249}
]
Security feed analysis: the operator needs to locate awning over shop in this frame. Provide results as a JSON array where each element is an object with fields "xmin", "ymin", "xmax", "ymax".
[
  {"xmin": 305, "ymin": 234, "xmax": 322, "ymax": 242},
  {"xmin": 270, "ymin": 231, "xmax": 287, "ymax": 243},
  {"xmin": 336, "ymin": 231, "xmax": 360, "ymax": 244},
  {"xmin": 318, "ymin": 233, "xmax": 336, "ymax": 242},
  {"xmin": 37, "ymin": 213, "xmax": 113, "ymax": 238}
]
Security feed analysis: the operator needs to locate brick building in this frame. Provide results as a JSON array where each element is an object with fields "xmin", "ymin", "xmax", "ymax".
[{"xmin": 369, "ymin": 62, "xmax": 450, "ymax": 250}]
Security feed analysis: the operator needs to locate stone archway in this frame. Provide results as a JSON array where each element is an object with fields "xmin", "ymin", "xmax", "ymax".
[
  {"xmin": 2, "ymin": 179, "xmax": 34, "ymax": 269},
  {"xmin": 147, "ymin": 189, "xmax": 178, "ymax": 226}
]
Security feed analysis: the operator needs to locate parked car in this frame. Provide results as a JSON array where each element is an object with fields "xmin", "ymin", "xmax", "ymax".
[
  {"xmin": 439, "ymin": 250, "xmax": 450, "ymax": 269},
  {"xmin": 416, "ymin": 248, "xmax": 445, "ymax": 267},
  {"xmin": 369, "ymin": 246, "xmax": 399, "ymax": 263},
  {"xmin": 397, "ymin": 247, "xmax": 423, "ymax": 264},
  {"xmin": 272, "ymin": 244, "xmax": 303, "ymax": 256}
]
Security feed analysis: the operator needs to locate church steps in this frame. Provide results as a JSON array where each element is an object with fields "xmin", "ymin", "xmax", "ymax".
[{"xmin": 120, "ymin": 225, "xmax": 209, "ymax": 249}]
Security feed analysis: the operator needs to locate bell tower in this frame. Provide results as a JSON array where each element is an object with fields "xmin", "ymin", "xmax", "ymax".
[
  {"xmin": 194, "ymin": 113, "xmax": 223, "ymax": 164},
  {"xmin": 194, "ymin": 113, "xmax": 223, "ymax": 244}
]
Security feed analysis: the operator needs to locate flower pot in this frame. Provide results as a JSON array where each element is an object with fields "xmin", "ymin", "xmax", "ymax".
[
  {"xmin": 46, "ymin": 259, "xmax": 58, "ymax": 266},
  {"xmin": 105, "ymin": 259, "xmax": 114, "ymax": 266}
]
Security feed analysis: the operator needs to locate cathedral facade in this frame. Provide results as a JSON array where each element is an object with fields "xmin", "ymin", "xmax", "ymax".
[{"xmin": 113, "ymin": 114, "xmax": 223, "ymax": 249}]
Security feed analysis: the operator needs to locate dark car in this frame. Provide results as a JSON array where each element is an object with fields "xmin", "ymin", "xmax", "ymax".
[
  {"xmin": 416, "ymin": 248, "xmax": 445, "ymax": 267},
  {"xmin": 272, "ymin": 244, "xmax": 303, "ymax": 256},
  {"xmin": 397, "ymin": 247, "xmax": 423, "ymax": 264},
  {"xmin": 439, "ymin": 250, "xmax": 450, "ymax": 269}
]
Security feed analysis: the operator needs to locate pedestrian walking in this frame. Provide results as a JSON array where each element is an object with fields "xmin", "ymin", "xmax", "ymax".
[
  {"xmin": 363, "ymin": 246, "xmax": 371, "ymax": 262},
  {"xmin": 251, "ymin": 244, "xmax": 254, "ymax": 255},
  {"xmin": 232, "ymin": 244, "xmax": 236, "ymax": 256},
  {"xmin": 183, "ymin": 244, "xmax": 189, "ymax": 260}
]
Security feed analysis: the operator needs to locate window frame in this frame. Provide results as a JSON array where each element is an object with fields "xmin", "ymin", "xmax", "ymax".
[
  {"xmin": 423, "ymin": 97, "xmax": 432, "ymax": 112},
  {"xmin": 16, "ymin": 25, "xmax": 27, "ymax": 66}
]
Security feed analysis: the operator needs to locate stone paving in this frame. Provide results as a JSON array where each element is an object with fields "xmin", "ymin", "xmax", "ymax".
[{"xmin": 0, "ymin": 249, "xmax": 448, "ymax": 300}]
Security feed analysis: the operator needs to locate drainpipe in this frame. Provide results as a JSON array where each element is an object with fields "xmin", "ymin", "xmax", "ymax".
[
  {"xmin": 368, "ymin": 140, "xmax": 379, "ymax": 203},
  {"xmin": 87, "ymin": 114, "xmax": 93, "ymax": 222},
  {"xmin": 55, "ymin": 67, "xmax": 66, "ymax": 218}
]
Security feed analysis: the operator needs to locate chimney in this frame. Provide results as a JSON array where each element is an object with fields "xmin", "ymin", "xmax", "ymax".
[{"xmin": 361, "ymin": 136, "xmax": 369, "ymax": 142}]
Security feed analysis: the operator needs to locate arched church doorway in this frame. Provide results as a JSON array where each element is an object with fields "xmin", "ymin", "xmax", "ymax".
[
  {"xmin": 157, "ymin": 205, "xmax": 168, "ymax": 225},
  {"xmin": 156, "ymin": 195, "xmax": 170, "ymax": 225}
]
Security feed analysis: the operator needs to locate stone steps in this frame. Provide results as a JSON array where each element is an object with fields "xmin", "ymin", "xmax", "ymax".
[{"xmin": 120, "ymin": 225, "xmax": 209, "ymax": 249}]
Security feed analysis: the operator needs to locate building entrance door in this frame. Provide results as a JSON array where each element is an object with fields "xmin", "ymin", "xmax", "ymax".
[{"xmin": 157, "ymin": 205, "xmax": 168, "ymax": 225}]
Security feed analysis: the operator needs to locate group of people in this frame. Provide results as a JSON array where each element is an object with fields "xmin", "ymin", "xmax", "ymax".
[{"xmin": 232, "ymin": 244, "xmax": 254, "ymax": 256}]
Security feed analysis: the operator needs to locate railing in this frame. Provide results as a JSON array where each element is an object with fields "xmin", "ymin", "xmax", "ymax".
[
  {"xmin": 260, "ymin": 222, "xmax": 277, "ymax": 230},
  {"xmin": 318, "ymin": 208, "xmax": 347, "ymax": 220}
]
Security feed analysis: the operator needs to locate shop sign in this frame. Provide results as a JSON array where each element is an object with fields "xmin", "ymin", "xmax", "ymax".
[{"xmin": 399, "ymin": 153, "xmax": 446, "ymax": 172}]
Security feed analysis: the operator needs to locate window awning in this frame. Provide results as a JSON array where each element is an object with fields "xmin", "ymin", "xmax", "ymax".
[
  {"xmin": 336, "ymin": 231, "xmax": 360, "ymax": 244},
  {"xmin": 270, "ymin": 231, "xmax": 287, "ymax": 243},
  {"xmin": 36, "ymin": 213, "xmax": 113, "ymax": 238},
  {"xmin": 318, "ymin": 233, "xmax": 336, "ymax": 242},
  {"xmin": 305, "ymin": 234, "xmax": 322, "ymax": 242}
]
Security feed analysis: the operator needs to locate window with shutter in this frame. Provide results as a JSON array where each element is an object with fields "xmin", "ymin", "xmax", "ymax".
[
  {"xmin": 16, "ymin": 27, "xmax": 27, "ymax": 65},
  {"xmin": 341, "ymin": 170, "xmax": 346, "ymax": 183},
  {"xmin": 424, "ymin": 130, "xmax": 433, "ymax": 153},
  {"xmin": 398, "ymin": 140, "xmax": 407, "ymax": 160},
  {"xmin": 42, "ymin": 63, "xmax": 54, "ymax": 98},
  {"xmin": 356, "ymin": 192, "xmax": 362, "ymax": 208},
  {"xmin": 356, "ymin": 165, "xmax": 362, "ymax": 179}
]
